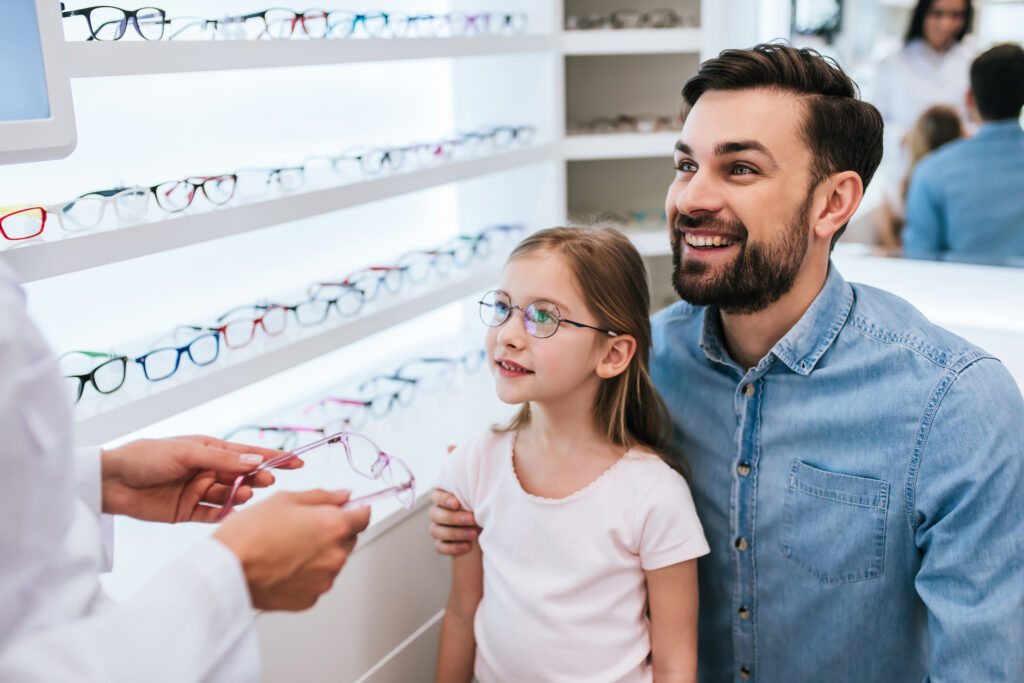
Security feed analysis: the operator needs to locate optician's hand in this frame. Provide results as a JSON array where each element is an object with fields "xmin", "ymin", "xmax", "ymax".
[
  {"xmin": 215, "ymin": 489, "xmax": 372, "ymax": 611},
  {"xmin": 429, "ymin": 488, "xmax": 479, "ymax": 556},
  {"xmin": 101, "ymin": 435, "xmax": 301, "ymax": 523}
]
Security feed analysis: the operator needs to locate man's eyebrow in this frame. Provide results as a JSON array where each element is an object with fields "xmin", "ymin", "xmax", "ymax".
[
  {"xmin": 674, "ymin": 139, "xmax": 776, "ymax": 164},
  {"xmin": 716, "ymin": 140, "xmax": 774, "ymax": 161}
]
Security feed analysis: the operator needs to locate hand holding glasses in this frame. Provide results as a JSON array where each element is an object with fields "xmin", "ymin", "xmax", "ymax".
[{"xmin": 217, "ymin": 431, "xmax": 415, "ymax": 519}]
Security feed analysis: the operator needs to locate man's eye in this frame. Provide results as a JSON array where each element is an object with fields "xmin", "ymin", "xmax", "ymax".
[
  {"xmin": 732, "ymin": 165, "xmax": 756, "ymax": 175},
  {"xmin": 675, "ymin": 160, "xmax": 697, "ymax": 173}
]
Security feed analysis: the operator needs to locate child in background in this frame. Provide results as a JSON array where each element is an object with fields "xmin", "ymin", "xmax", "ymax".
[{"xmin": 435, "ymin": 227, "xmax": 708, "ymax": 683}]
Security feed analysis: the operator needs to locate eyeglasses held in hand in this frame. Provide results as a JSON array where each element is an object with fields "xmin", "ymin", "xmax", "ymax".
[
  {"xmin": 224, "ymin": 424, "xmax": 328, "ymax": 452},
  {"xmin": 60, "ymin": 350, "xmax": 128, "ymax": 404},
  {"xmin": 478, "ymin": 290, "xmax": 621, "ymax": 339},
  {"xmin": 134, "ymin": 331, "xmax": 219, "ymax": 381},
  {"xmin": 217, "ymin": 431, "xmax": 415, "ymax": 519},
  {"xmin": 61, "ymin": 4, "xmax": 168, "ymax": 41},
  {"xmin": 0, "ymin": 206, "xmax": 47, "ymax": 242}
]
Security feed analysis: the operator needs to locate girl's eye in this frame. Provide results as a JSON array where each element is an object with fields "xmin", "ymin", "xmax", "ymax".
[{"xmin": 532, "ymin": 310, "xmax": 554, "ymax": 324}]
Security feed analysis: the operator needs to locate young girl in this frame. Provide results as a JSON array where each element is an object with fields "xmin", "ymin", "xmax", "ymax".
[{"xmin": 435, "ymin": 227, "xmax": 708, "ymax": 683}]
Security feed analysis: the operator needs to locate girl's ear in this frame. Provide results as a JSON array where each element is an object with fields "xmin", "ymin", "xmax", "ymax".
[{"xmin": 596, "ymin": 334, "xmax": 637, "ymax": 379}]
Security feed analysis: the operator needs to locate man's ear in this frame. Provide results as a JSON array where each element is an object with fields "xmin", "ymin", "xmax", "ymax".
[
  {"xmin": 596, "ymin": 334, "xmax": 637, "ymax": 379},
  {"xmin": 811, "ymin": 170, "xmax": 863, "ymax": 243},
  {"xmin": 966, "ymin": 89, "xmax": 981, "ymax": 124}
]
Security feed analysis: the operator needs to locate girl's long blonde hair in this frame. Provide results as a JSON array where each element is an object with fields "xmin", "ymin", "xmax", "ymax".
[{"xmin": 493, "ymin": 227, "xmax": 686, "ymax": 477}]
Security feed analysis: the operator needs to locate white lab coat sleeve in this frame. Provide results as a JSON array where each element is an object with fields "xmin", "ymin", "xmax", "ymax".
[
  {"xmin": 0, "ymin": 537, "xmax": 258, "ymax": 682},
  {"xmin": 0, "ymin": 261, "xmax": 259, "ymax": 682}
]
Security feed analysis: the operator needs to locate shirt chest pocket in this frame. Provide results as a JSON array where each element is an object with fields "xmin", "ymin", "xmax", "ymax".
[{"xmin": 782, "ymin": 460, "xmax": 889, "ymax": 584}]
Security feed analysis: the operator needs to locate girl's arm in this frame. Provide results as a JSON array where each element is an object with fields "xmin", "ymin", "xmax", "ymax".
[
  {"xmin": 645, "ymin": 558, "xmax": 700, "ymax": 683},
  {"xmin": 435, "ymin": 541, "xmax": 484, "ymax": 683}
]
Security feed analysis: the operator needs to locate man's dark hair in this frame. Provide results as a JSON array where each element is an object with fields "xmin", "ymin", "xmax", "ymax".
[
  {"xmin": 680, "ymin": 43, "xmax": 883, "ymax": 248},
  {"xmin": 970, "ymin": 43, "xmax": 1024, "ymax": 121},
  {"xmin": 904, "ymin": 0, "xmax": 973, "ymax": 45}
]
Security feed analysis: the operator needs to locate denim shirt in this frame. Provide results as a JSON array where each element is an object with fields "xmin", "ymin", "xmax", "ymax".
[
  {"xmin": 904, "ymin": 120, "xmax": 1024, "ymax": 259},
  {"xmin": 651, "ymin": 265, "xmax": 1024, "ymax": 682}
]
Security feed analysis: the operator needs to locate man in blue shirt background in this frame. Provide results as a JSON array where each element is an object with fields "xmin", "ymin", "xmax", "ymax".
[
  {"xmin": 431, "ymin": 43, "xmax": 1024, "ymax": 681},
  {"xmin": 904, "ymin": 43, "xmax": 1024, "ymax": 260}
]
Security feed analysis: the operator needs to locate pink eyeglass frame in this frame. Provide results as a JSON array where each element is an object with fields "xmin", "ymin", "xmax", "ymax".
[{"xmin": 216, "ymin": 431, "xmax": 415, "ymax": 520}]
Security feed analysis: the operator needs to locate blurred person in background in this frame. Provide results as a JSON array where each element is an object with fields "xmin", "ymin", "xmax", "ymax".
[
  {"xmin": 903, "ymin": 43, "xmax": 1024, "ymax": 259},
  {"xmin": 875, "ymin": 104, "xmax": 963, "ymax": 248},
  {"xmin": 871, "ymin": 0, "xmax": 974, "ymax": 232}
]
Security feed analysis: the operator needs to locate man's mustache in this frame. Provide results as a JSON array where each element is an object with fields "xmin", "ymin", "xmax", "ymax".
[{"xmin": 673, "ymin": 212, "xmax": 748, "ymax": 239}]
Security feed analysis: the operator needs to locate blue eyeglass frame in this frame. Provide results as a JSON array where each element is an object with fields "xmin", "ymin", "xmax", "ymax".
[{"xmin": 134, "ymin": 331, "xmax": 220, "ymax": 381}]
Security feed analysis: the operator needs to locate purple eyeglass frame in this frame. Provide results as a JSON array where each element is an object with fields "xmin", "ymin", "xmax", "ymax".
[{"xmin": 217, "ymin": 431, "xmax": 415, "ymax": 520}]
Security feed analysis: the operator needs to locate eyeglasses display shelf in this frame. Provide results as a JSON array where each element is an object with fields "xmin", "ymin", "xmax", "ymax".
[{"xmin": 561, "ymin": 26, "xmax": 701, "ymax": 56}]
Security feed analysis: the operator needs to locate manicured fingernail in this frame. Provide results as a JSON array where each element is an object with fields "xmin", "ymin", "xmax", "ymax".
[
  {"xmin": 448, "ymin": 497, "xmax": 458, "ymax": 507},
  {"xmin": 240, "ymin": 453, "xmax": 262, "ymax": 466}
]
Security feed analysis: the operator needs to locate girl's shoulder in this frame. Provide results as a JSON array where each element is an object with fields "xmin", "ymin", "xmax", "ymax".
[{"xmin": 614, "ymin": 448, "xmax": 693, "ymax": 500}]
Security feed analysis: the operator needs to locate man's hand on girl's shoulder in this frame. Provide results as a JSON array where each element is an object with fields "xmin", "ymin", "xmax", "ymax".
[{"xmin": 429, "ymin": 488, "xmax": 479, "ymax": 556}]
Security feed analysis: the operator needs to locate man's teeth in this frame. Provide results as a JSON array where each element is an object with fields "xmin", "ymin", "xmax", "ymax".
[{"xmin": 684, "ymin": 233, "xmax": 737, "ymax": 248}]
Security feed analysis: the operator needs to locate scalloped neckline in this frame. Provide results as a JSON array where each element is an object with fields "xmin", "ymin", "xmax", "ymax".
[{"xmin": 506, "ymin": 431, "xmax": 628, "ymax": 504}]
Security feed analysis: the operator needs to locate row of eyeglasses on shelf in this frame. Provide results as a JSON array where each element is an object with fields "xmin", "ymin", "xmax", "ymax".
[
  {"xmin": 564, "ymin": 9, "xmax": 697, "ymax": 31},
  {"xmin": 60, "ymin": 5, "xmax": 528, "ymax": 41},
  {"xmin": 566, "ymin": 113, "xmax": 682, "ymax": 136},
  {"xmin": 216, "ymin": 347, "xmax": 487, "ymax": 516},
  {"xmin": 226, "ymin": 347, "xmax": 486, "ymax": 451},
  {"xmin": 60, "ymin": 224, "xmax": 522, "ymax": 404},
  {"xmin": 0, "ymin": 124, "xmax": 534, "ymax": 244}
]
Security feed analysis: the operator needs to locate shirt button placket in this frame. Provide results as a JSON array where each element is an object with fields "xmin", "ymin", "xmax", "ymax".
[{"xmin": 734, "ymin": 377, "xmax": 759, "ymax": 681}]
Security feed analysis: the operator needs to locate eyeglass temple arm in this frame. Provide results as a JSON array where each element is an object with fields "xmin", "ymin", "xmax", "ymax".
[
  {"xmin": 341, "ymin": 481, "xmax": 415, "ymax": 510},
  {"xmin": 561, "ymin": 319, "xmax": 619, "ymax": 336}
]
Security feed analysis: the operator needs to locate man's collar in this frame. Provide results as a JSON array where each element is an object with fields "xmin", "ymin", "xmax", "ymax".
[
  {"xmin": 975, "ymin": 119, "xmax": 1024, "ymax": 139},
  {"xmin": 698, "ymin": 263, "xmax": 854, "ymax": 375}
]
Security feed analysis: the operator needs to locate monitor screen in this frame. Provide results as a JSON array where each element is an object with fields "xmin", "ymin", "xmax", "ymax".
[
  {"xmin": 0, "ymin": 1, "xmax": 52, "ymax": 122},
  {"xmin": 0, "ymin": 0, "xmax": 76, "ymax": 164}
]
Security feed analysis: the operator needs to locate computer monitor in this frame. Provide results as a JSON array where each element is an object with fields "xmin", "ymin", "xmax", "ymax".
[{"xmin": 0, "ymin": 0, "xmax": 77, "ymax": 165}]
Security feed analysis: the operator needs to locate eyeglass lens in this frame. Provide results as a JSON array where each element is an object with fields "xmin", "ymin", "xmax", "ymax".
[{"xmin": 479, "ymin": 290, "xmax": 560, "ymax": 338}]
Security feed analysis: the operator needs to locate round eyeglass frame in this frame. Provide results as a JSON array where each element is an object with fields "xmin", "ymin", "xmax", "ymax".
[{"xmin": 478, "ymin": 290, "xmax": 620, "ymax": 339}]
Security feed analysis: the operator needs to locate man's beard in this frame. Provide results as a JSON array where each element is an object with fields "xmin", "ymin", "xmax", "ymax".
[{"xmin": 671, "ymin": 192, "xmax": 813, "ymax": 315}]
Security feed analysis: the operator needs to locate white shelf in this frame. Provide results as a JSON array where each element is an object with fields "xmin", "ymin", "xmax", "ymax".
[
  {"xmin": 4, "ymin": 144, "xmax": 555, "ymax": 283},
  {"xmin": 563, "ymin": 131, "xmax": 677, "ymax": 161},
  {"xmin": 561, "ymin": 28, "xmax": 701, "ymax": 56},
  {"xmin": 73, "ymin": 267, "xmax": 500, "ymax": 445},
  {"xmin": 65, "ymin": 35, "xmax": 556, "ymax": 77},
  {"xmin": 627, "ymin": 230, "xmax": 671, "ymax": 257}
]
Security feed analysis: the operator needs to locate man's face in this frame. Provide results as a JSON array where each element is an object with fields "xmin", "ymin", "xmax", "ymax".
[{"xmin": 666, "ymin": 88, "xmax": 817, "ymax": 314}]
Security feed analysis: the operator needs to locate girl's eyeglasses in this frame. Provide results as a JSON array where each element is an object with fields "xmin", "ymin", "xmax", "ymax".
[
  {"xmin": 478, "ymin": 290, "xmax": 621, "ymax": 339},
  {"xmin": 217, "ymin": 431, "xmax": 415, "ymax": 519}
]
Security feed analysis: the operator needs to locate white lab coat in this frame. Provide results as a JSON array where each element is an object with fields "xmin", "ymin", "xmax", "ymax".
[
  {"xmin": 871, "ymin": 38, "xmax": 974, "ymax": 212},
  {"xmin": 0, "ymin": 260, "xmax": 259, "ymax": 682}
]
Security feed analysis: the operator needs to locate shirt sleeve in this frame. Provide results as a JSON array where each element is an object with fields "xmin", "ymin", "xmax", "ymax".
[
  {"xmin": 0, "ymin": 537, "xmax": 257, "ymax": 683},
  {"xmin": 912, "ymin": 358, "xmax": 1024, "ymax": 681},
  {"xmin": 436, "ymin": 433, "xmax": 485, "ymax": 512},
  {"xmin": 902, "ymin": 161, "xmax": 947, "ymax": 256},
  {"xmin": 634, "ymin": 464, "xmax": 711, "ymax": 571}
]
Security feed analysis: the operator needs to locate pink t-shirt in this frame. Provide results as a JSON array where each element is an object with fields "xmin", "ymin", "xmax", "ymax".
[{"xmin": 440, "ymin": 429, "xmax": 710, "ymax": 683}]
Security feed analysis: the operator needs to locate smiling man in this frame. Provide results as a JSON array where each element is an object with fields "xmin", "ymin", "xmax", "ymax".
[
  {"xmin": 429, "ymin": 44, "xmax": 1024, "ymax": 682},
  {"xmin": 651, "ymin": 43, "xmax": 1024, "ymax": 681}
]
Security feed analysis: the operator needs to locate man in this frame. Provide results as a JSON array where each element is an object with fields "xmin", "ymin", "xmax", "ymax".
[
  {"xmin": 431, "ymin": 44, "xmax": 1024, "ymax": 681},
  {"xmin": 903, "ymin": 43, "xmax": 1024, "ymax": 259},
  {"xmin": 0, "ymin": 258, "xmax": 371, "ymax": 681}
]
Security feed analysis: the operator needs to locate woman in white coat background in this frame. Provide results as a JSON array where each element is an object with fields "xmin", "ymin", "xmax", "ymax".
[{"xmin": 872, "ymin": 0, "xmax": 975, "ymax": 228}]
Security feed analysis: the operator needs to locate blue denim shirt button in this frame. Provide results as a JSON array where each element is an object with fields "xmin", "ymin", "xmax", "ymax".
[
  {"xmin": 742, "ymin": 383, "xmax": 755, "ymax": 397},
  {"xmin": 737, "ymin": 462, "xmax": 751, "ymax": 476},
  {"xmin": 739, "ymin": 667, "xmax": 751, "ymax": 679},
  {"xmin": 738, "ymin": 606, "xmax": 750, "ymax": 619},
  {"xmin": 735, "ymin": 537, "xmax": 748, "ymax": 551}
]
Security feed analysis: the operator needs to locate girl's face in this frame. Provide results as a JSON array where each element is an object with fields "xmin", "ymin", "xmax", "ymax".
[
  {"xmin": 485, "ymin": 252, "xmax": 609, "ymax": 410},
  {"xmin": 923, "ymin": 0, "xmax": 967, "ymax": 52}
]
